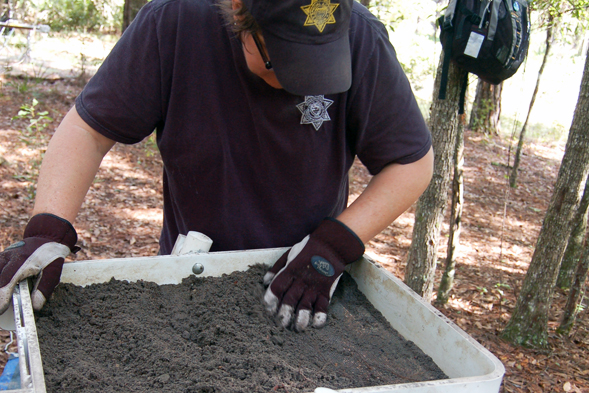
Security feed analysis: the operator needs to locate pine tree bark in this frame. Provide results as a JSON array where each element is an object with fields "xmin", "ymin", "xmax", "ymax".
[
  {"xmin": 557, "ymin": 176, "xmax": 589, "ymax": 289},
  {"xmin": 510, "ymin": 20, "xmax": 554, "ymax": 188},
  {"xmin": 469, "ymin": 79, "xmax": 502, "ymax": 134},
  {"xmin": 405, "ymin": 55, "xmax": 465, "ymax": 300},
  {"xmin": 122, "ymin": 0, "xmax": 148, "ymax": 34},
  {"xmin": 501, "ymin": 46, "xmax": 589, "ymax": 348},
  {"xmin": 436, "ymin": 120, "xmax": 465, "ymax": 304},
  {"xmin": 557, "ymin": 239, "xmax": 589, "ymax": 336}
]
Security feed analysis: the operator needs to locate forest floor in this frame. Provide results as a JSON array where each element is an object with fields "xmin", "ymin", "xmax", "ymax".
[{"xmin": 0, "ymin": 72, "xmax": 587, "ymax": 391}]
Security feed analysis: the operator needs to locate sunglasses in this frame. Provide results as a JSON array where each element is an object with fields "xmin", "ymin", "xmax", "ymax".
[{"xmin": 252, "ymin": 32, "xmax": 273, "ymax": 70}]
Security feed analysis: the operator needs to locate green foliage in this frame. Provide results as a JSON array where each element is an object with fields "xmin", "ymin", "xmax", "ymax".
[
  {"xmin": 40, "ymin": 0, "xmax": 101, "ymax": 31},
  {"xmin": 530, "ymin": 0, "xmax": 589, "ymax": 31},
  {"xmin": 13, "ymin": 98, "xmax": 53, "ymax": 135},
  {"xmin": 11, "ymin": 98, "xmax": 55, "ymax": 200},
  {"xmin": 7, "ymin": 78, "xmax": 33, "ymax": 95},
  {"xmin": 35, "ymin": 0, "xmax": 123, "ymax": 32},
  {"xmin": 3, "ymin": 0, "xmax": 123, "ymax": 32},
  {"xmin": 13, "ymin": 154, "xmax": 43, "ymax": 200},
  {"xmin": 367, "ymin": 0, "xmax": 405, "ymax": 31},
  {"xmin": 494, "ymin": 282, "xmax": 512, "ymax": 297},
  {"xmin": 477, "ymin": 286, "xmax": 488, "ymax": 294},
  {"xmin": 141, "ymin": 133, "xmax": 159, "ymax": 160}
]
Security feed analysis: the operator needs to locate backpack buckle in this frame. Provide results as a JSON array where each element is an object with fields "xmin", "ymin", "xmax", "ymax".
[{"xmin": 469, "ymin": 14, "xmax": 482, "ymax": 25}]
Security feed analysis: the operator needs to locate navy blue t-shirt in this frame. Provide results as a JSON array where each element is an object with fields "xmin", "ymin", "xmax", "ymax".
[{"xmin": 75, "ymin": 0, "xmax": 431, "ymax": 253}]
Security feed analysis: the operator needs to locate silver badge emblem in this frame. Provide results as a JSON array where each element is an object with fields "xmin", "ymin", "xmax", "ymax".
[{"xmin": 296, "ymin": 95, "xmax": 334, "ymax": 130}]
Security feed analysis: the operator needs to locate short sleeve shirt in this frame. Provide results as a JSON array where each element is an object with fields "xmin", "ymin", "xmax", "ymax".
[{"xmin": 75, "ymin": 0, "xmax": 431, "ymax": 253}]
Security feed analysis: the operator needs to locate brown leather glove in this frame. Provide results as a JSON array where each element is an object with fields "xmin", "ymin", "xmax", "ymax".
[
  {"xmin": 263, "ymin": 218, "xmax": 364, "ymax": 331},
  {"xmin": 0, "ymin": 214, "xmax": 79, "ymax": 313}
]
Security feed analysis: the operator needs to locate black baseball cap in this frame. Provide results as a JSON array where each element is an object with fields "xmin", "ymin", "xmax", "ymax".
[{"xmin": 242, "ymin": 0, "xmax": 353, "ymax": 96}]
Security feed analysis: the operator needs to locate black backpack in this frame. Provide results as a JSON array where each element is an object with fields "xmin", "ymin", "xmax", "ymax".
[{"xmin": 438, "ymin": 0, "xmax": 531, "ymax": 112}]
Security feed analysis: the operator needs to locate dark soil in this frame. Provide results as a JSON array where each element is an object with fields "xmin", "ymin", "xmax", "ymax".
[{"xmin": 35, "ymin": 265, "xmax": 447, "ymax": 393}]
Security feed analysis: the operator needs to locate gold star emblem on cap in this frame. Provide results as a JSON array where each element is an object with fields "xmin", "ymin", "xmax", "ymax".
[{"xmin": 301, "ymin": 0, "xmax": 339, "ymax": 33}]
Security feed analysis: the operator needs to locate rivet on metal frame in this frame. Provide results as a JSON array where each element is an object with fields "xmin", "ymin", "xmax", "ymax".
[{"xmin": 192, "ymin": 263, "xmax": 204, "ymax": 275}]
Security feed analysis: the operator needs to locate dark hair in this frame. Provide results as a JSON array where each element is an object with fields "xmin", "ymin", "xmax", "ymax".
[{"xmin": 217, "ymin": 0, "xmax": 261, "ymax": 35}]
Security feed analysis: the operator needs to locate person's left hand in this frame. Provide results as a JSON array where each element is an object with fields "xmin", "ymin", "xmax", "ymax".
[{"xmin": 263, "ymin": 218, "xmax": 364, "ymax": 331}]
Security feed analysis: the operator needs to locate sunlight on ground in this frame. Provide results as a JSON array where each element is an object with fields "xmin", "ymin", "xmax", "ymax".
[
  {"xmin": 459, "ymin": 242, "xmax": 531, "ymax": 272},
  {"xmin": 363, "ymin": 209, "xmax": 417, "ymax": 277},
  {"xmin": 527, "ymin": 141, "xmax": 565, "ymax": 162},
  {"xmin": 446, "ymin": 297, "xmax": 476, "ymax": 313},
  {"xmin": 120, "ymin": 207, "xmax": 162, "ymax": 223},
  {"xmin": 100, "ymin": 152, "xmax": 156, "ymax": 181},
  {"xmin": 364, "ymin": 251, "xmax": 396, "ymax": 267},
  {"xmin": 0, "ymin": 130, "xmax": 35, "ymax": 154},
  {"xmin": 2, "ymin": 32, "xmax": 117, "ymax": 79}
]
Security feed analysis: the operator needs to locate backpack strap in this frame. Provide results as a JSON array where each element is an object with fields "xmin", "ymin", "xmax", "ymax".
[
  {"xmin": 488, "ymin": 0, "xmax": 502, "ymax": 40},
  {"xmin": 458, "ymin": 3, "xmax": 483, "ymax": 26},
  {"xmin": 442, "ymin": 0, "xmax": 459, "ymax": 30},
  {"xmin": 439, "ymin": 20, "xmax": 454, "ymax": 100},
  {"xmin": 458, "ymin": 70, "xmax": 469, "ymax": 114},
  {"xmin": 439, "ymin": 0, "xmax": 474, "ymax": 107},
  {"xmin": 505, "ymin": 0, "xmax": 524, "ymax": 68},
  {"xmin": 438, "ymin": 0, "xmax": 460, "ymax": 100}
]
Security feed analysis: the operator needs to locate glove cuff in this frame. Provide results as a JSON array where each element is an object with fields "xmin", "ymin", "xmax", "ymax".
[
  {"xmin": 24, "ymin": 213, "xmax": 78, "ymax": 252},
  {"xmin": 313, "ymin": 218, "xmax": 365, "ymax": 265}
]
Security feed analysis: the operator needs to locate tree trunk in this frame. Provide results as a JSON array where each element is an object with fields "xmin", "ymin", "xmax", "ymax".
[
  {"xmin": 510, "ymin": 20, "xmax": 554, "ymax": 188},
  {"xmin": 557, "ymin": 238, "xmax": 589, "ymax": 336},
  {"xmin": 405, "ymin": 55, "xmax": 465, "ymax": 301},
  {"xmin": 122, "ymin": 0, "xmax": 148, "ymax": 34},
  {"xmin": 436, "ymin": 119, "xmax": 465, "ymax": 305},
  {"xmin": 1, "ymin": 0, "xmax": 9, "ymax": 22},
  {"xmin": 557, "ymin": 175, "xmax": 589, "ymax": 289},
  {"xmin": 501, "ymin": 46, "xmax": 589, "ymax": 348},
  {"xmin": 469, "ymin": 79, "xmax": 502, "ymax": 134}
]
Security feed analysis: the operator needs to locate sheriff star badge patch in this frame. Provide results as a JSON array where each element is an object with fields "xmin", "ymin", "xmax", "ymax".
[{"xmin": 296, "ymin": 95, "xmax": 334, "ymax": 131}]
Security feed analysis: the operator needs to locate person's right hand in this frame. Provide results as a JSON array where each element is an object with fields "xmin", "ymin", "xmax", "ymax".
[
  {"xmin": 0, "ymin": 213, "xmax": 79, "ymax": 314},
  {"xmin": 263, "ymin": 218, "xmax": 365, "ymax": 331}
]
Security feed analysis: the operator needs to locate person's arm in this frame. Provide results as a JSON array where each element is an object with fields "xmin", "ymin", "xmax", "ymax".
[
  {"xmin": 33, "ymin": 106, "xmax": 116, "ymax": 223},
  {"xmin": 0, "ymin": 107, "xmax": 116, "ymax": 314},
  {"xmin": 336, "ymin": 146, "xmax": 434, "ymax": 243}
]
